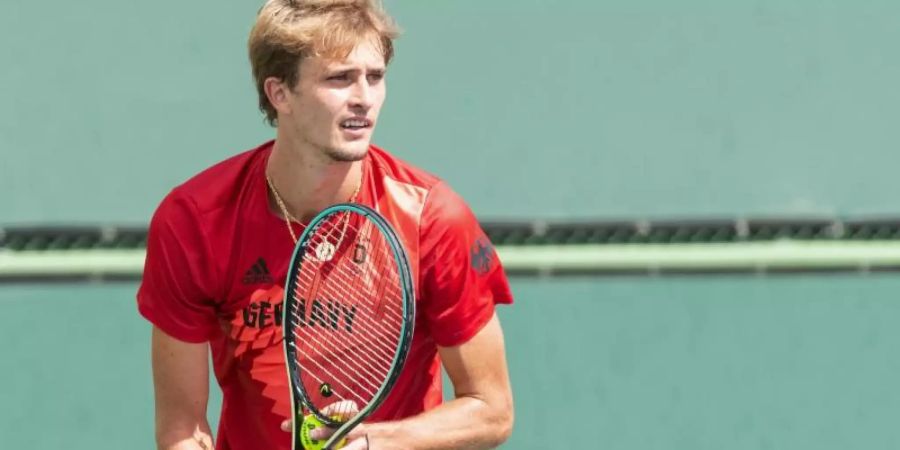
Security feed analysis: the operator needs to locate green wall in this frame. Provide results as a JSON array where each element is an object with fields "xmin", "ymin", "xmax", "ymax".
[
  {"xmin": 3, "ymin": 2, "xmax": 900, "ymax": 448},
  {"xmin": 2, "ymin": 1, "xmax": 900, "ymax": 223},
  {"xmin": 2, "ymin": 277, "xmax": 900, "ymax": 448}
]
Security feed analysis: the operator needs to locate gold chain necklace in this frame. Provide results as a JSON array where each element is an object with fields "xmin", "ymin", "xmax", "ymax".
[{"xmin": 266, "ymin": 174, "xmax": 360, "ymax": 244}]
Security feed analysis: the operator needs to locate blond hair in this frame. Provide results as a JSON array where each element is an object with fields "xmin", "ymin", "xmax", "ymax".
[{"xmin": 248, "ymin": 0, "xmax": 400, "ymax": 126}]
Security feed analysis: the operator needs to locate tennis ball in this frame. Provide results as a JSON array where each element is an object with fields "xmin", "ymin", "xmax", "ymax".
[{"xmin": 300, "ymin": 414, "xmax": 347, "ymax": 450}]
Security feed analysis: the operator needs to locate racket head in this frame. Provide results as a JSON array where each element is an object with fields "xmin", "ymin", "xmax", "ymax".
[{"xmin": 282, "ymin": 203, "xmax": 415, "ymax": 449}]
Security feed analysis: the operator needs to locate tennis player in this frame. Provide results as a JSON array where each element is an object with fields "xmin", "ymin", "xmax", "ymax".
[{"xmin": 137, "ymin": 1, "xmax": 514, "ymax": 449}]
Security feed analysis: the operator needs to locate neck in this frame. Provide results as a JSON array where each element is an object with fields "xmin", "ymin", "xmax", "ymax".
[{"xmin": 266, "ymin": 133, "xmax": 363, "ymax": 223}]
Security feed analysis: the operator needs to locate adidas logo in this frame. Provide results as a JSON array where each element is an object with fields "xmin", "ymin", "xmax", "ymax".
[{"xmin": 243, "ymin": 257, "xmax": 274, "ymax": 285}]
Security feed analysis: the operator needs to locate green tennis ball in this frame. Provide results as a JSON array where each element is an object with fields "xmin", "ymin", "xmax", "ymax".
[{"xmin": 300, "ymin": 414, "xmax": 347, "ymax": 450}]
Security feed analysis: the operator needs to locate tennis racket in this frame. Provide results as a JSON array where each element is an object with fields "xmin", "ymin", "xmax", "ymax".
[{"xmin": 283, "ymin": 203, "xmax": 415, "ymax": 450}]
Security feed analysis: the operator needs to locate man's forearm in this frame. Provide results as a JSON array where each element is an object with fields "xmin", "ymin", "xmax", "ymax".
[{"xmin": 365, "ymin": 394, "xmax": 513, "ymax": 450}]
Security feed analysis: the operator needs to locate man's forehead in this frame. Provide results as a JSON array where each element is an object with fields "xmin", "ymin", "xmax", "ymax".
[
  {"xmin": 306, "ymin": 45, "xmax": 386, "ymax": 71},
  {"xmin": 322, "ymin": 57, "xmax": 385, "ymax": 70}
]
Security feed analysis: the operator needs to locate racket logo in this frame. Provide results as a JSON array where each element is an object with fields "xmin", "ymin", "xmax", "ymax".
[
  {"xmin": 319, "ymin": 383, "xmax": 334, "ymax": 398},
  {"xmin": 352, "ymin": 243, "xmax": 367, "ymax": 264}
]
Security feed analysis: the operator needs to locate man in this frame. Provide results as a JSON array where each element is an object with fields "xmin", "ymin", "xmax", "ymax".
[{"xmin": 137, "ymin": 1, "xmax": 514, "ymax": 449}]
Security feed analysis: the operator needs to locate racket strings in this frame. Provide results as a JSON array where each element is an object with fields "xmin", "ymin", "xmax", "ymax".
[
  {"xmin": 287, "ymin": 302, "xmax": 387, "ymax": 406},
  {"xmin": 324, "ymin": 218, "xmax": 402, "ymax": 423},
  {"xmin": 289, "ymin": 267, "xmax": 400, "ymax": 375},
  {"xmin": 292, "ymin": 267, "xmax": 403, "ymax": 342},
  {"xmin": 289, "ymin": 308, "xmax": 394, "ymax": 396},
  {"xmin": 290, "ymin": 342, "xmax": 378, "ymax": 405},
  {"xmin": 294, "ymin": 308, "xmax": 390, "ymax": 394},
  {"xmin": 290, "ymin": 307, "xmax": 396, "ymax": 373},
  {"xmin": 307, "ymin": 217, "xmax": 405, "ymax": 307},
  {"xmin": 289, "ymin": 303, "xmax": 393, "ymax": 398},
  {"xmin": 299, "ymin": 218, "xmax": 405, "ymax": 332},
  {"xmin": 289, "ymin": 289, "xmax": 396, "ymax": 410},
  {"xmin": 293, "ymin": 226, "xmax": 404, "ymax": 342}
]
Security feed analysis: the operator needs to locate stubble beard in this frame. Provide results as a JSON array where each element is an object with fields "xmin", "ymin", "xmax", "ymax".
[{"xmin": 322, "ymin": 142, "xmax": 369, "ymax": 163}]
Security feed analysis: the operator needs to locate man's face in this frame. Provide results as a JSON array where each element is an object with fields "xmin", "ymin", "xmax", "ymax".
[{"xmin": 281, "ymin": 40, "xmax": 387, "ymax": 162}]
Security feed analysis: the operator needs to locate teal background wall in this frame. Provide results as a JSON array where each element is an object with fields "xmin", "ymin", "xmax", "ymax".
[
  {"xmin": 3, "ymin": 277, "xmax": 900, "ymax": 449},
  {"xmin": 2, "ymin": 1, "xmax": 900, "ymax": 223},
  {"xmin": 3, "ymin": 1, "xmax": 900, "ymax": 448}
]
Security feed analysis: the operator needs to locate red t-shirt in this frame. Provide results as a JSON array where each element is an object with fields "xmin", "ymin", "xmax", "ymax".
[{"xmin": 137, "ymin": 141, "xmax": 513, "ymax": 450}]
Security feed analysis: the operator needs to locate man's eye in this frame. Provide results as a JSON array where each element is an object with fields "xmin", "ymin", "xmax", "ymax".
[
  {"xmin": 328, "ymin": 74, "xmax": 349, "ymax": 81},
  {"xmin": 367, "ymin": 73, "xmax": 384, "ymax": 82}
]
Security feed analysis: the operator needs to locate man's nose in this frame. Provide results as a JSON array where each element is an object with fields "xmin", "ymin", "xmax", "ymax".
[{"xmin": 349, "ymin": 78, "xmax": 374, "ymax": 110}]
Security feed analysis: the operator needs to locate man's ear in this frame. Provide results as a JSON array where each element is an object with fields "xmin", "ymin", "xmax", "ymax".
[{"xmin": 264, "ymin": 77, "xmax": 292, "ymax": 117}]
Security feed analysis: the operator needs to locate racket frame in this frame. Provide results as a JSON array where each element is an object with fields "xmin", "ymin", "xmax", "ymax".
[{"xmin": 282, "ymin": 203, "xmax": 415, "ymax": 450}]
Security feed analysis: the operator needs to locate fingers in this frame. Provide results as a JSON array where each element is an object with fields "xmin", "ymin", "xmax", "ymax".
[
  {"xmin": 309, "ymin": 425, "xmax": 334, "ymax": 441},
  {"xmin": 309, "ymin": 421, "xmax": 367, "ymax": 443},
  {"xmin": 286, "ymin": 401, "xmax": 363, "ymax": 443},
  {"xmin": 308, "ymin": 399, "xmax": 361, "ymax": 440},
  {"xmin": 280, "ymin": 402, "xmax": 356, "ymax": 435},
  {"xmin": 320, "ymin": 400, "xmax": 360, "ymax": 421},
  {"xmin": 308, "ymin": 423, "xmax": 365, "ymax": 441}
]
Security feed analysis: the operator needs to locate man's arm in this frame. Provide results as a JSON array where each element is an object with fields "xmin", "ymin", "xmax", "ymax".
[
  {"xmin": 151, "ymin": 326, "xmax": 215, "ymax": 450},
  {"xmin": 354, "ymin": 313, "xmax": 514, "ymax": 449}
]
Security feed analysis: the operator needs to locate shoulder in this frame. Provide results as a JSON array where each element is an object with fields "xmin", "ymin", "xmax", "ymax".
[
  {"xmin": 368, "ymin": 144, "xmax": 443, "ymax": 192},
  {"xmin": 367, "ymin": 144, "xmax": 478, "ymax": 226},
  {"xmin": 367, "ymin": 144, "xmax": 480, "ymax": 233}
]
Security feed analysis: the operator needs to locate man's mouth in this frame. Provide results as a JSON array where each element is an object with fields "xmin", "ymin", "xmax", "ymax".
[{"xmin": 340, "ymin": 118, "xmax": 372, "ymax": 130}]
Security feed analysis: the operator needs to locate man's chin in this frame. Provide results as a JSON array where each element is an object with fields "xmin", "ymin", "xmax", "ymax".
[{"xmin": 324, "ymin": 144, "xmax": 369, "ymax": 163}]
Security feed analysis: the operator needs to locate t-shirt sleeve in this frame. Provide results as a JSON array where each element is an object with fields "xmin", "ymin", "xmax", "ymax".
[
  {"xmin": 137, "ymin": 190, "xmax": 220, "ymax": 343},
  {"xmin": 419, "ymin": 181, "xmax": 513, "ymax": 347}
]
